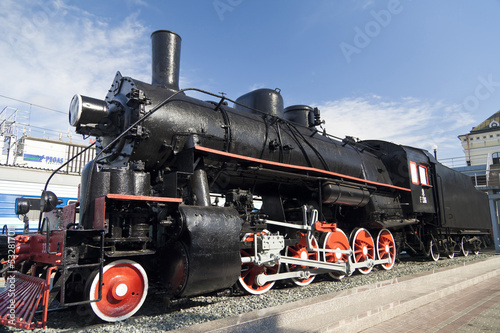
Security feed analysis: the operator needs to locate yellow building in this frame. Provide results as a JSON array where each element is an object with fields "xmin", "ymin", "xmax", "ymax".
[{"xmin": 458, "ymin": 110, "xmax": 500, "ymax": 186}]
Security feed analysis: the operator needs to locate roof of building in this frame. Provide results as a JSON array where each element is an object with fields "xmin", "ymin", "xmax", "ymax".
[{"xmin": 470, "ymin": 110, "xmax": 500, "ymax": 133}]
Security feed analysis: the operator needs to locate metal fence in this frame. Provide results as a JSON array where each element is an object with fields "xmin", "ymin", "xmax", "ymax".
[{"xmin": 440, "ymin": 153, "xmax": 498, "ymax": 188}]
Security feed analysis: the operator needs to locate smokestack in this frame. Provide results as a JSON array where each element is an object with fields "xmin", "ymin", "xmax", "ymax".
[{"xmin": 151, "ymin": 30, "xmax": 181, "ymax": 90}]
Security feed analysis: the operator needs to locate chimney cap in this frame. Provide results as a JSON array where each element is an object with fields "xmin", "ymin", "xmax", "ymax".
[{"xmin": 151, "ymin": 30, "xmax": 182, "ymax": 40}]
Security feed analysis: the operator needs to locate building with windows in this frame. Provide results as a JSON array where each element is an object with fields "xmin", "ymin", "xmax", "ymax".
[
  {"xmin": 0, "ymin": 106, "xmax": 95, "ymax": 233},
  {"xmin": 457, "ymin": 110, "xmax": 500, "ymax": 187}
]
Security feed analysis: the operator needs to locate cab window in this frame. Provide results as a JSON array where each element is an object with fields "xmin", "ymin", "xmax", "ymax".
[
  {"xmin": 410, "ymin": 161, "xmax": 419, "ymax": 185},
  {"xmin": 419, "ymin": 165, "xmax": 429, "ymax": 186},
  {"xmin": 409, "ymin": 161, "xmax": 431, "ymax": 186}
]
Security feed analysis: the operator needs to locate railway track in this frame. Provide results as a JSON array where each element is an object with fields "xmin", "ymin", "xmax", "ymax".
[{"xmin": 0, "ymin": 252, "xmax": 495, "ymax": 333}]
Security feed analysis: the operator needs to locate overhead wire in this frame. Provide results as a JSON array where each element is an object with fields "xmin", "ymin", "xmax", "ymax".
[
  {"xmin": 0, "ymin": 93, "xmax": 85, "ymax": 142},
  {"xmin": 0, "ymin": 94, "xmax": 66, "ymax": 114}
]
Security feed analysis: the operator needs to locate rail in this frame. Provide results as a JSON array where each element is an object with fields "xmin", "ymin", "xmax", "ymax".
[{"xmin": 440, "ymin": 153, "xmax": 500, "ymax": 188}]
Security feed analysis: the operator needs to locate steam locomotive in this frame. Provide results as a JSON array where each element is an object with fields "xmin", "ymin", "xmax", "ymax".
[{"xmin": 1, "ymin": 30, "xmax": 491, "ymax": 329}]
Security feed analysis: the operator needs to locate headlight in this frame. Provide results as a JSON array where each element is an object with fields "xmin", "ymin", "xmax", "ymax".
[
  {"xmin": 69, "ymin": 94, "xmax": 83, "ymax": 126},
  {"xmin": 69, "ymin": 94, "xmax": 108, "ymax": 128},
  {"xmin": 15, "ymin": 198, "xmax": 30, "ymax": 215}
]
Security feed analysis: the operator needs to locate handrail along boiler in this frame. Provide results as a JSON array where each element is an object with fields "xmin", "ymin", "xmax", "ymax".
[{"xmin": 1, "ymin": 30, "xmax": 491, "ymax": 328}]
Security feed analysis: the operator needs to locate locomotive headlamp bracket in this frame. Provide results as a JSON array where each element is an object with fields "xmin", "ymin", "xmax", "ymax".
[{"xmin": 126, "ymin": 88, "xmax": 151, "ymax": 108}]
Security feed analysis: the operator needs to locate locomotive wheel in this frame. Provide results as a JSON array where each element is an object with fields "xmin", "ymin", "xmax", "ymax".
[
  {"xmin": 461, "ymin": 236, "xmax": 470, "ymax": 257},
  {"xmin": 428, "ymin": 240, "xmax": 440, "ymax": 261},
  {"xmin": 285, "ymin": 233, "xmax": 319, "ymax": 286},
  {"xmin": 88, "ymin": 259, "xmax": 148, "ymax": 322},
  {"xmin": 376, "ymin": 229, "xmax": 396, "ymax": 270},
  {"xmin": 351, "ymin": 228, "xmax": 375, "ymax": 274},
  {"xmin": 238, "ymin": 232, "xmax": 280, "ymax": 295},
  {"xmin": 447, "ymin": 237, "xmax": 458, "ymax": 259},
  {"xmin": 323, "ymin": 229, "xmax": 350, "ymax": 280},
  {"xmin": 472, "ymin": 237, "xmax": 481, "ymax": 255},
  {"xmin": 447, "ymin": 247, "xmax": 455, "ymax": 259}
]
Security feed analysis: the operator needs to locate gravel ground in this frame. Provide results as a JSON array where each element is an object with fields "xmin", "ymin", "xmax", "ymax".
[{"xmin": 0, "ymin": 252, "xmax": 496, "ymax": 333}]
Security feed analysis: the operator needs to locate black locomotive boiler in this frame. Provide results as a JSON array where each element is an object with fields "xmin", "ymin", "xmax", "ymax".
[{"xmin": 1, "ymin": 30, "xmax": 491, "ymax": 329}]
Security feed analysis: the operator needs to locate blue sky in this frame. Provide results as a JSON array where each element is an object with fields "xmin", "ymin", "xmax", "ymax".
[{"xmin": 1, "ymin": 0, "xmax": 500, "ymax": 159}]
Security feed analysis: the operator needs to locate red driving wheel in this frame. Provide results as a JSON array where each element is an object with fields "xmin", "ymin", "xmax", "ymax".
[
  {"xmin": 323, "ymin": 228, "xmax": 350, "ymax": 280},
  {"xmin": 89, "ymin": 259, "xmax": 148, "ymax": 322},
  {"xmin": 238, "ymin": 232, "xmax": 280, "ymax": 295},
  {"xmin": 285, "ymin": 233, "xmax": 319, "ymax": 286},
  {"xmin": 376, "ymin": 229, "xmax": 396, "ymax": 270},
  {"xmin": 351, "ymin": 228, "xmax": 375, "ymax": 274}
]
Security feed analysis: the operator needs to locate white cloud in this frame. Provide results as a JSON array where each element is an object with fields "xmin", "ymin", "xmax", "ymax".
[
  {"xmin": 0, "ymin": 0, "xmax": 150, "ymax": 140},
  {"xmin": 249, "ymin": 83, "xmax": 267, "ymax": 91},
  {"xmin": 126, "ymin": 0, "xmax": 149, "ymax": 7},
  {"xmin": 315, "ymin": 95, "xmax": 476, "ymax": 158}
]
